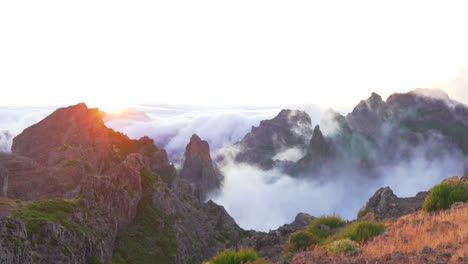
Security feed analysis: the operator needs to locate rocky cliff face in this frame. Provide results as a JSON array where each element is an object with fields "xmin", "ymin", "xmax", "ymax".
[
  {"xmin": 179, "ymin": 134, "xmax": 222, "ymax": 201},
  {"xmin": 292, "ymin": 125, "xmax": 334, "ymax": 174},
  {"xmin": 234, "ymin": 109, "xmax": 313, "ymax": 169},
  {"xmin": 0, "ymin": 103, "xmax": 246, "ymax": 264},
  {"xmin": 359, "ymin": 186, "xmax": 429, "ymax": 221}
]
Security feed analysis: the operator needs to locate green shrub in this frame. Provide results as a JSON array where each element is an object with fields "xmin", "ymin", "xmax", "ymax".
[
  {"xmin": 327, "ymin": 239, "xmax": 358, "ymax": 254},
  {"xmin": 341, "ymin": 221, "xmax": 385, "ymax": 242},
  {"xmin": 289, "ymin": 230, "xmax": 318, "ymax": 252},
  {"xmin": 423, "ymin": 182, "xmax": 468, "ymax": 212},
  {"xmin": 449, "ymin": 185, "xmax": 468, "ymax": 203},
  {"xmin": 12, "ymin": 198, "xmax": 81, "ymax": 236},
  {"xmin": 307, "ymin": 215, "xmax": 346, "ymax": 239},
  {"xmin": 206, "ymin": 249, "xmax": 259, "ymax": 264}
]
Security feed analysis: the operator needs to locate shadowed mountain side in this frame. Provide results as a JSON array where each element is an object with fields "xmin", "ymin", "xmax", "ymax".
[{"xmin": 234, "ymin": 109, "xmax": 313, "ymax": 170}]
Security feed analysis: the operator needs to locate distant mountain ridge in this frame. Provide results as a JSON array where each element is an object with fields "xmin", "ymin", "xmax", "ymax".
[{"xmin": 228, "ymin": 89, "xmax": 468, "ymax": 177}]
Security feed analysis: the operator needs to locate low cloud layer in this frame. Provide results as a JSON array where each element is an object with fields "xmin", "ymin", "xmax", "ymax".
[
  {"xmin": 105, "ymin": 105, "xmax": 282, "ymax": 164},
  {"xmin": 211, "ymin": 146, "xmax": 465, "ymax": 231}
]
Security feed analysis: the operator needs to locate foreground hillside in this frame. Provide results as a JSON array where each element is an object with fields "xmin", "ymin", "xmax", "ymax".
[
  {"xmin": 284, "ymin": 175, "xmax": 468, "ymax": 264},
  {"xmin": 289, "ymin": 201, "xmax": 468, "ymax": 264}
]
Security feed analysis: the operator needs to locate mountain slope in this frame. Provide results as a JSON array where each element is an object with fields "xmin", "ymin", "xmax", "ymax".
[{"xmin": 0, "ymin": 103, "xmax": 246, "ymax": 264}]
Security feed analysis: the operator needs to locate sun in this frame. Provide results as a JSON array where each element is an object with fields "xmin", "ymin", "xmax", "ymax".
[{"xmin": 94, "ymin": 102, "xmax": 130, "ymax": 114}]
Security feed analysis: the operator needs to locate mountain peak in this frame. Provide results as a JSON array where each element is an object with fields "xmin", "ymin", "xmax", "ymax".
[
  {"xmin": 312, "ymin": 125, "xmax": 322, "ymax": 137},
  {"xmin": 11, "ymin": 103, "xmax": 126, "ymax": 165},
  {"xmin": 186, "ymin": 134, "xmax": 211, "ymax": 162},
  {"xmin": 181, "ymin": 134, "xmax": 221, "ymax": 201},
  {"xmin": 369, "ymin": 92, "xmax": 383, "ymax": 103}
]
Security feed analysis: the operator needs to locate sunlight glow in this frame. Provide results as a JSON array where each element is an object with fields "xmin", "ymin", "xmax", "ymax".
[{"xmin": 1, "ymin": 0, "xmax": 468, "ymax": 106}]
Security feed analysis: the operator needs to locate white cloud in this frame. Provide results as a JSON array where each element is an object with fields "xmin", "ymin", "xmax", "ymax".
[
  {"xmin": 105, "ymin": 105, "xmax": 281, "ymax": 163},
  {"xmin": 211, "ymin": 149, "xmax": 465, "ymax": 231},
  {"xmin": 0, "ymin": 107, "xmax": 54, "ymax": 152}
]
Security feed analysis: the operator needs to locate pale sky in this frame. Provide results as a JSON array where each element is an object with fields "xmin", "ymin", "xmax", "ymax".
[{"xmin": 1, "ymin": 1, "xmax": 468, "ymax": 110}]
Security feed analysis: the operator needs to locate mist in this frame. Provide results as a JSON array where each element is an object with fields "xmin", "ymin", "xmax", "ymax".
[{"xmin": 211, "ymin": 142, "xmax": 465, "ymax": 231}]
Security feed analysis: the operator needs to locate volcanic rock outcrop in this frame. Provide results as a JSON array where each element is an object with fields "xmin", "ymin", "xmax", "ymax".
[
  {"xmin": 234, "ymin": 109, "xmax": 313, "ymax": 169},
  {"xmin": 180, "ymin": 134, "xmax": 222, "ymax": 201},
  {"xmin": 292, "ymin": 125, "xmax": 334, "ymax": 173},
  {"xmin": 359, "ymin": 186, "xmax": 429, "ymax": 221}
]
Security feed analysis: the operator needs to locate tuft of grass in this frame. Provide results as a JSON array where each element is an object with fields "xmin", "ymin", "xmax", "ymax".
[
  {"xmin": 327, "ymin": 239, "xmax": 358, "ymax": 255},
  {"xmin": 341, "ymin": 220, "xmax": 385, "ymax": 243},
  {"xmin": 12, "ymin": 198, "xmax": 81, "ymax": 236},
  {"xmin": 289, "ymin": 230, "xmax": 319, "ymax": 252},
  {"xmin": 422, "ymin": 181, "xmax": 468, "ymax": 212},
  {"xmin": 307, "ymin": 215, "xmax": 346, "ymax": 239},
  {"xmin": 205, "ymin": 249, "xmax": 259, "ymax": 264}
]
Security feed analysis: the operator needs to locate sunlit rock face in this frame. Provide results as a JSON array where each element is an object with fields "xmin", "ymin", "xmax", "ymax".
[
  {"xmin": 179, "ymin": 134, "xmax": 222, "ymax": 201},
  {"xmin": 234, "ymin": 109, "xmax": 313, "ymax": 169},
  {"xmin": 0, "ymin": 103, "xmax": 247, "ymax": 264}
]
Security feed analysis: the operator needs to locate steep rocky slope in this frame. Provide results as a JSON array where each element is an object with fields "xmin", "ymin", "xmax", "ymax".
[{"xmin": 0, "ymin": 103, "xmax": 246, "ymax": 264}]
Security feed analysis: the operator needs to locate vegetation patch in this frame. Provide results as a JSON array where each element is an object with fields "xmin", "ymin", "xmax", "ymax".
[
  {"xmin": 288, "ymin": 230, "xmax": 319, "ymax": 252},
  {"xmin": 341, "ymin": 220, "xmax": 385, "ymax": 243},
  {"xmin": 111, "ymin": 167, "xmax": 180, "ymax": 264},
  {"xmin": 307, "ymin": 215, "xmax": 346, "ymax": 239},
  {"xmin": 285, "ymin": 214, "xmax": 384, "ymax": 257},
  {"xmin": 327, "ymin": 239, "xmax": 358, "ymax": 255},
  {"xmin": 116, "ymin": 138, "xmax": 159, "ymax": 161},
  {"xmin": 204, "ymin": 248, "xmax": 259, "ymax": 264},
  {"xmin": 422, "ymin": 180, "xmax": 468, "ymax": 212},
  {"xmin": 12, "ymin": 198, "xmax": 82, "ymax": 236}
]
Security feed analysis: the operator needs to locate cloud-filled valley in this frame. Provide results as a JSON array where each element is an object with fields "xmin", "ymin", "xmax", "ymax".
[{"xmin": 0, "ymin": 91, "xmax": 467, "ymax": 232}]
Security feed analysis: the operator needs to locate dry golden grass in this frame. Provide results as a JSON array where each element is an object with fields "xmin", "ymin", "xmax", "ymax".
[{"xmin": 361, "ymin": 202, "xmax": 468, "ymax": 259}]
